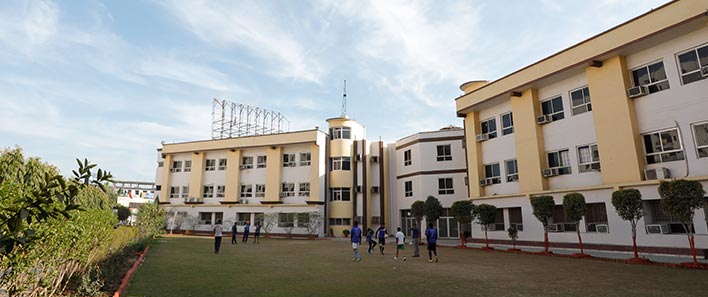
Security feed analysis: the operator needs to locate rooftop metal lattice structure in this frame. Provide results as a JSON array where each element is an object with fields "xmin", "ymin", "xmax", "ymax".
[{"xmin": 211, "ymin": 98, "xmax": 290, "ymax": 139}]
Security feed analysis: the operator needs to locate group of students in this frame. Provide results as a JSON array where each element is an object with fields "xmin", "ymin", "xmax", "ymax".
[
  {"xmin": 212, "ymin": 220, "xmax": 262, "ymax": 254},
  {"xmin": 350, "ymin": 222, "xmax": 439, "ymax": 263}
]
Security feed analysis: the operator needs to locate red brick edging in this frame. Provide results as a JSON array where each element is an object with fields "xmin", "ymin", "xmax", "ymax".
[{"xmin": 113, "ymin": 245, "xmax": 150, "ymax": 297}]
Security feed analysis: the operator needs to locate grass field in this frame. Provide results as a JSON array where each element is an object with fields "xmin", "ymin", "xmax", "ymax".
[{"xmin": 126, "ymin": 236, "xmax": 707, "ymax": 297}]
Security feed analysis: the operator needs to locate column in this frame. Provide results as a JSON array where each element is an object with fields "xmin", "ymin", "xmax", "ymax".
[{"xmin": 511, "ymin": 88, "xmax": 548, "ymax": 193}]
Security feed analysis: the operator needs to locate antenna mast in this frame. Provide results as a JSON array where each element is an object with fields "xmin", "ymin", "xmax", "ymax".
[{"xmin": 341, "ymin": 80, "xmax": 347, "ymax": 117}]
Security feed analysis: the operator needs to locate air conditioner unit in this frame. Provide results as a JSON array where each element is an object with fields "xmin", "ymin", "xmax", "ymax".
[
  {"xmin": 701, "ymin": 65, "xmax": 708, "ymax": 77},
  {"xmin": 239, "ymin": 198, "xmax": 248, "ymax": 204},
  {"xmin": 646, "ymin": 224, "xmax": 670, "ymax": 234},
  {"xmin": 627, "ymin": 85, "xmax": 648, "ymax": 98},
  {"xmin": 547, "ymin": 224, "xmax": 559, "ymax": 232},
  {"xmin": 512, "ymin": 223, "xmax": 523, "ymax": 231},
  {"xmin": 286, "ymin": 162, "xmax": 296, "ymax": 167},
  {"xmin": 355, "ymin": 154, "xmax": 362, "ymax": 162},
  {"xmin": 475, "ymin": 133, "xmax": 489, "ymax": 142},
  {"xmin": 371, "ymin": 186, "xmax": 379, "ymax": 193},
  {"xmin": 507, "ymin": 174, "xmax": 519, "ymax": 182},
  {"xmin": 542, "ymin": 168, "xmax": 559, "ymax": 177},
  {"xmin": 356, "ymin": 185, "xmax": 363, "ymax": 193},
  {"xmin": 589, "ymin": 162, "xmax": 601, "ymax": 171},
  {"xmin": 536, "ymin": 115, "xmax": 553, "ymax": 125},
  {"xmin": 371, "ymin": 156, "xmax": 380, "ymax": 163},
  {"xmin": 595, "ymin": 224, "xmax": 609, "ymax": 233},
  {"xmin": 644, "ymin": 167, "xmax": 670, "ymax": 180},
  {"xmin": 479, "ymin": 179, "xmax": 489, "ymax": 186},
  {"xmin": 240, "ymin": 165, "xmax": 249, "ymax": 169},
  {"xmin": 279, "ymin": 193, "xmax": 287, "ymax": 198}
]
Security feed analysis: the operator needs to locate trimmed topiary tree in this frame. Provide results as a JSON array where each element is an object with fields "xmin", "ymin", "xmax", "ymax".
[
  {"xmin": 475, "ymin": 204, "xmax": 497, "ymax": 249},
  {"xmin": 507, "ymin": 226, "xmax": 519, "ymax": 250},
  {"xmin": 530, "ymin": 195, "xmax": 555, "ymax": 253},
  {"xmin": 611, "ymin": 188, "xmax": 644, "ymax": 261},
  {"xmin": 451, "ymin": 200, "xmax": 475, "ymax": 246},
  {"xmin": 563, "ymin": 192, "xmax": 587, "ymax": 256},
  {"xmin": 423, "ymin": 196, "xmax": 443, "ymax": 228},
  {"xmin": 658, "ymin": 179, "xmax": 706, "ymax": 265},
  {"xmin": 411, "ymin": 200, "xmax": 425, "ymax": 243}
]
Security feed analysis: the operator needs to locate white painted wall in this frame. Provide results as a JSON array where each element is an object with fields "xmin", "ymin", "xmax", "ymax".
[{"xmin": 479, "ymin": 100, "xmax": 520, "ymax": 195}]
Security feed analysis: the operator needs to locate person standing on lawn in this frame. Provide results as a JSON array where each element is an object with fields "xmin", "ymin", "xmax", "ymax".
[
  {"xmin": 351, "ymin": 221, "xmax": 363, "ymax": 262},
  {"xmin": 375, "ymin": 224, "xmax": 387, "ymax": 255},
  {"xmin": 242, "ymin": 220, "xmax": 250, "ymax": 243},
  {"xmin": 214, "ymin": 219, "xmax": 223, "ymax": 254},
  {"xmin": 395, "ymin": 227, "xmax": 406, "ymax": 261},
  {"xmin": 411, "ymin": 223, "xmax": 420, "ymax": 257},
  {"xmin": 253, "ymin": 221, "xmax": 261, "ymax": 244},
  {"xmin": 231, "ymin": 222, "xmax": 238, "ymax": 245},
  {"xmin": 366, "ymin": 228, "xmax": 377, "ymax": 255},
  {"xmin": 425, "ymin": 222, "xmax": 439, "ymax": 263}
]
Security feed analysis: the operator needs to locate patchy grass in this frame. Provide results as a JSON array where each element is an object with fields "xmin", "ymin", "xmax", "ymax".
[{"xmin": 127, "ymin": 237, "xmax": 707, "ymax": 297}]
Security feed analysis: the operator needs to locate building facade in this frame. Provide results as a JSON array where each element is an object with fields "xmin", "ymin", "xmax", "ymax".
[{"xmin": 455, "ymin": 0, "xmax": 708, "ymax": 252}]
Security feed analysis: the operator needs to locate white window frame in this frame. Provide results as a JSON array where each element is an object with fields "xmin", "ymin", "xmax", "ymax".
[
  {"xmin": 215, "ymin": 185, "xmax": 225, "ymax": 198},
  {"xmin": 404, "ymin": 181, "xmax": 413, "ymax": 197},
  {"xmin": 184, "ymin": 160, "xmax": 192, "ymax": 172},
  {"xmin": 172, "ymin": 161, "xmax": 182, "ymax": 173},
  {"xmin": 181, "ymin": 186, "xmax": 189, "ymax": 198},
  {"xmin": 404, "ymin": 150, "xmax": 412, "ymax": 166},
  {"xmin": 218, "ymin": 158, "xmax": 227, "ymax": 170},
  {"xmin": 300, "ymin": 152, "xmax": 311, "ymax": 166},
  {"xmin": 240, "ymin": 184, "xmax": 253, "ymax": 198},
  {"xmin": 642, "ymin": 128, "xmax": 685, "ymax": 164},
  {"xmin": 256, "ymin": 155, "xmax": 267, "ymax": 168},
  {"xmin": 483, "ymin": 163, "xmax": 502, "ymax": 185},
  {"xmin": 330, "ymin": 188, "xmax": 351, "ymax": 201},
  {"xmin": 505, "ymin": 159, "xmax": 518, "ymax": 182},
  {"xmin": 540, "ymin": 96, "xmax": 565, "ymax": 121},
  {"xmin": 205, "ymin": 159, "xmax": 216, "ymax": 171},
  {"xmin": 546, "ymin": 149, "xmax": 572, "ymax": 175},
  {"xmin": 480, "ymin": 117, "xmax": 498, "ymax": 139},
  {"xmin": 436, "ymin": 145, "xmax": 452, "ymax": 162},
  {"xmin": 577, "ymin": 143, "xmax": 601, "ymax": 173},
  {"xmin": 331, "ymin": 157, "xmax": 351, "ymax": 171},
  {"xmin": 199, "ymin": 212, "xmax": 213, "ymax": 225},
  {"xmin": 691, "ymin": 121, "xmax": 708, "ymax": 159},
  {"xmin": 283, "ymin": 154, "xmax": 296, "ymax": 167},
  {"xmin": 297, "ymin": 213, "xmax": 310, "ymax": 228},
  {"xmin": 330, "ymin": 127, "xmax": 352, "ymax": 139},
  {"xmin": 569, "ymin": 86, "xmax": 591, "ymax": 116},
  {"xmin": 299, "ymin": 182, "xmax": 310, "ymax": 197},
  {"xmin": 630, "ymin": 60, "xmax": 670, "ymax": 94},
  {"xmin": 278, "ymin": 213, "xmax": 295, "ymax": 228},
  {"xmin": 203, "ymin": 185, "xmax": 214, "ymax": 198},
  {"xmin": 281, "ymin": 183, "xmax": 295, "ymax": 197},
  {"xmin": 501, "ymin": 112, "xmax": 514, "ymax": 136},
  {"xmin": 255, "ymin": 184, "xmax": 266, "ymax": 197},
  {"xmin": 676, "ymin": 43, "xmax": 708, "ymax": 85},
  {"xmin": 170, "ymin": 186, "xmax": 179, "ymax": 198},
  {"xmin": 242, "ymin": 156, "xmax": 254, "ymax": 169},
  {"xmin": 438, "ymin": 178, "xmax": 454, "ymax": 195}
]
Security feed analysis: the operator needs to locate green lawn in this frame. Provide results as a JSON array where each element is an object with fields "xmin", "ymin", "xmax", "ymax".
[{"xmin": 127, "ymin": 236, "xmax": 706, "ymax": 297}]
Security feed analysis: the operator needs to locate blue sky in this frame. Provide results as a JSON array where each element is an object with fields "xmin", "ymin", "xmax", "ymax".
[{"xmin": 0, "ymin": 0, "xmax": 667, "ymax": 181}]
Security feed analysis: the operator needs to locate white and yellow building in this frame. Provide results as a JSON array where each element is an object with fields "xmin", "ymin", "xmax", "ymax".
[{"xmin": 455, "ymin": 0, "xmax": 708, "ymax": 253}]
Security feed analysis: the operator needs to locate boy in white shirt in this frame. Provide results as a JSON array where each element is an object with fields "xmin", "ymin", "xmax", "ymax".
[{"xmin": 394, "ymin": 227, "xmax": 406, "ymax": 261}]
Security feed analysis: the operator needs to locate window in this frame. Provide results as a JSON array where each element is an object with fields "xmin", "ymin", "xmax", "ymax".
[
  {"xmin": 297, "ymin": 213, "xmax": 310, "ymax": 228},
  {"xmin": 505, "ymin": 159, "xmax": 518, "ymax": 182},
  {"xmin": 254, "ymin": 213, "xmax": 264, "ymax": 225},
  {"xmin": 692, "ymin": 122, "xmax": 708, "ymax": 158},
  {"xmin": 203, "ymin": 185, "xmax": 214, "ymax": 198},
  {"xmin": 550, "ymin": 205, "xmax": 576, "ymax": 232},
  {"xmin": 299, "ymin": 182, "xmax": 310, "ymax": 197},
  {"xmin": 184, "ymin": 160, "xmax": 192, "ymax": 172},
  {"xmin": 438, "ymin": 178, "xmax": 454, "ymax": 195},
  {"xmin": 216, "ymin": 185, "xmax": 225, "ymax": 198},
  {"xmin": 585, "ymin": 203, "xmax": 608, "ymax": 232},
  {"xmin": 181, "ymin": 186, "xmax": 189, "ymax": 198},
  {"xmin": 281, "ymin": 183, "xmax": 295, "ymax": 197},
  {"xmin": 541, "ymin": 96, "xmax": 565, "ymax": 121},
  {"xmin": 283, "ymin": 154, "xmax": 296, "ymax": 167},
  {"xmin": 547, "ymin": 149, "xmax": 572, "ymax": 175},
  {"xmin": 331, "ymin": 157, "xmax": 351, "ymax": 171},
  {"xmin": 256, "ymin": 155, "xmax": 267, "ymax": 168},
  {"xmin": 577, "ymin": 144, "xmax": 601, "ymax": 173},
  {"xmin": 215, "ymin": 212, "xmax": 223, "ymax": 224},
  {"xmin": 218, "ymin": 159, "xmax": 227, "ymax": 170},
  {"xmin": 404, "ymin": 150, "xmax": 412, "ymax": 166},
  {"xmin": 236, "ymin": 212, "xmax": 250, "ymax": 226},
  {"xmin": 570, "ymin": 86, "xmax": 591, "ymax": 115},
  {"xmin": 329, "ymin": 218, "xmax": 351, "ymax": 226},
  {"xmin": 404, "ymin": 181, "xmax": 413, "ymax": 197},
  {"xmin": 240, "ymin": 184, "xmax": 253, "ymax": 198},
  {"xmin": 242, "ymin": 156, "xmax": 253, "ymax": 169},
  {"xmin": 199, "ymin": 212, "xmax": 212, "ymax": 225},
  {"xmin": 170, "ymin": 186, "xmax": 179, "ymax": 198},
  {"xmin": 480, "ymin": 118, "xmax": 497, "ymax": 139},
  {"xmin": 205, "ymin": 159, "xmax": 216, "ymax": 171},
  {"xmin": 483, "ymin": 163, "xmax": 502, "ymax": 184},
  {"xmin": 509, "ymin": 207, "xmax": 523, "ymax": 231},
  {"xmin": 501, "ymin": 112, "xmax": 514, "ymax": 135},
  {"xmin": 172, "ymin": 161, "xmax": 182, "ymax": 173},
  {"xmin": 631, "ymin": 61, "xmax": 670, "ymax": 94},
  {"xmin": 436, "ymin": 145, "xmax": 452, "ymax": 161},
  {"xmin": 642, "ymin": 128, "xmax": 684, "ymax": 164},
  {"xmin": 676, "ymin": 44, "xmax": 708, "ymax": 85},
  {"xmin": 156, "ymin": 185, "xmax": 162, "ymax": 191},
  {"xmin": 330, "ymin": 127, "xmax": 352, "ymax": 139},
  {"xmin": 645, "ymin": 200, "xmax": 694, "ymax": 233},
  {"xmin": 278, "ymin": 213, "xmax": 295, "ymax": 228},
  {"xmin": 255, "ymin": 184, "xmax": 265, "ymax": 197},
  {"xmin": 300, "ymin": 152, "xmax": 311, "ymax": 166},
  {"xmin": 158, "ymin": 161, "xmax": 164, "ymax": 167},
  {"xmin": 491, "ymin": 209, "xmax": 505, "ymax": 231},
  {"xmin": 330, "ymin": 188, "xmax": 351, "ymax": 201}
]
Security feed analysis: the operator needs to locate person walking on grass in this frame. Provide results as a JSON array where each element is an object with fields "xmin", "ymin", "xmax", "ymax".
[
  {"xmin": 366, "ymin": 228, "xmax": 377, "ymax": 255},
  {"xmin": 253, "ymin": 221, "xmax": 261, "ymax": 244},
  {"xmin": 351, "ymin": 221, "xmax": 363, "ymax": 262},
  {"xmin": 231, "ymin": 222, "xmax": 238, "ymax": 245},
  {"xmin": 375, "ymin": 224, "xmax": 387, "ymax": 255},
  {"xmin": 425, "ymin": 222, "xmax": 439, "ymax": 263},
  {"xmin": 395, "ymin": 227, "xmax": 406, "ymax": 261},
  {"xmin": 214, "ymin": 219, "xmax": 223, "ymax": 254},
  {"xmin": 411, "ymin": 223, "xmax": 420, "ymax": 257},
  {"xmin": 242, "ymin": 220, "xmax": 250, "ymax": 243}
]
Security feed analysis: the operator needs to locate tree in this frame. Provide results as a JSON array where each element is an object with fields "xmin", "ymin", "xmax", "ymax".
[
  {"xmin": 410, "ymin": 200, "xmax": 425, "ymax": 242},
  {"xmin": 475, "ymin": 204, "xmax": 497, "ymax": 249},
  {"xmin": 135, "ymin": 200, "xmax": 165, "ymax": 239},
  {"xmin": 262, "ymin": 213, "xmax": 278, "ymax": 236},
  {"xmin": 507, "ymin": 227, "xmax": 519, "ymax": 250},
  {"xmin": 423, "ymin": 196, "xmax": 443, "ymax": 228},
  {"xmin": 563, "ymin": 192, "xmax": 587, "ymax": 256},
  {"xmin": 303, "ymin": 212, "xmax": 322, "ymax": 238},
  {"xmin": 181, "ymin": 214, "xmax": 198, "ymax": 234},
  {"xmin": 658, "ymin": 179, "xmax": 706, "ymax": 265},
  {"xmin": 451, "ymin": 200, "xmax": 475, "ymax": 246},
  {"xmin": 611, "ymin": 188, "xmax": 644, "ymax": 261},
  {"xmin": 530, "ymin": 195, "xmax": 555, "ymax": 253},
  {"xmin": 116, "ymin": 205, "xmax": 131, "ymax": 223}
]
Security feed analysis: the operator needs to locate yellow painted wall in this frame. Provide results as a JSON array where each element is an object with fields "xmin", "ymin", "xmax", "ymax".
[
  {"xmin": 329, "ymin": 140, "xmax": 353, "ymax": 157},
  {"xmin": 586, "ymin": 56, "xmax": 645, "ymax": 184},
  {"xmin": 162, "ymin": 130, "xmax": 319, "ymax": 154},
  {"xmin": 511, "ymin": 89, "xmax": 548, "ymax": 193},
  {"xmin": 464, "ymin": 113, "xmax": 485, "ymax": 198},
  {"xmin": 330, "ymin": 202, "xmax": 353, "ymax": 218},
  {"xmin": 188, "ymin": 152, "xmax": 205, "ymax": 199},
  {"xmin": 308, "ymin": 143, "xmax": 321, "ymax": 203},
  {"xmin": 224, "ymin": 149, "xmax": 242, "ymax": 202},
  {"xmin": 264, "ymin": 146, "xmax": 283, "ymax": 203},
  {"xmin": 160, "ymin": 154, "xmax": 173, "ymax": 201},
  {"xmin": 329, "ymin": 170, "xmax": 353, "ymax": 188}
]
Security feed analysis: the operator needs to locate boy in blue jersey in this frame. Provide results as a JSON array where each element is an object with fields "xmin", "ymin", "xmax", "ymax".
[
  {"xmin": 351, "ymin": 221, "xmax": 363, "ymax": 262},
  {"xmin": 375, "ymin": 224, "xmax": 387, "ymax": 255},
  {"xmin": 366, "ymin": 228, "xmax": 377, "ymax": 255},
  {"xmin": 425, "ymin": 222, "xmax": 439, "ymax": 263}
]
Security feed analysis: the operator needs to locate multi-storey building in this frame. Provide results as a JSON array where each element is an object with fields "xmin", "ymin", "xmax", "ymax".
[{"xmin": 455, "ymin": 0, "xmax": 708, "ymax": 252}]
